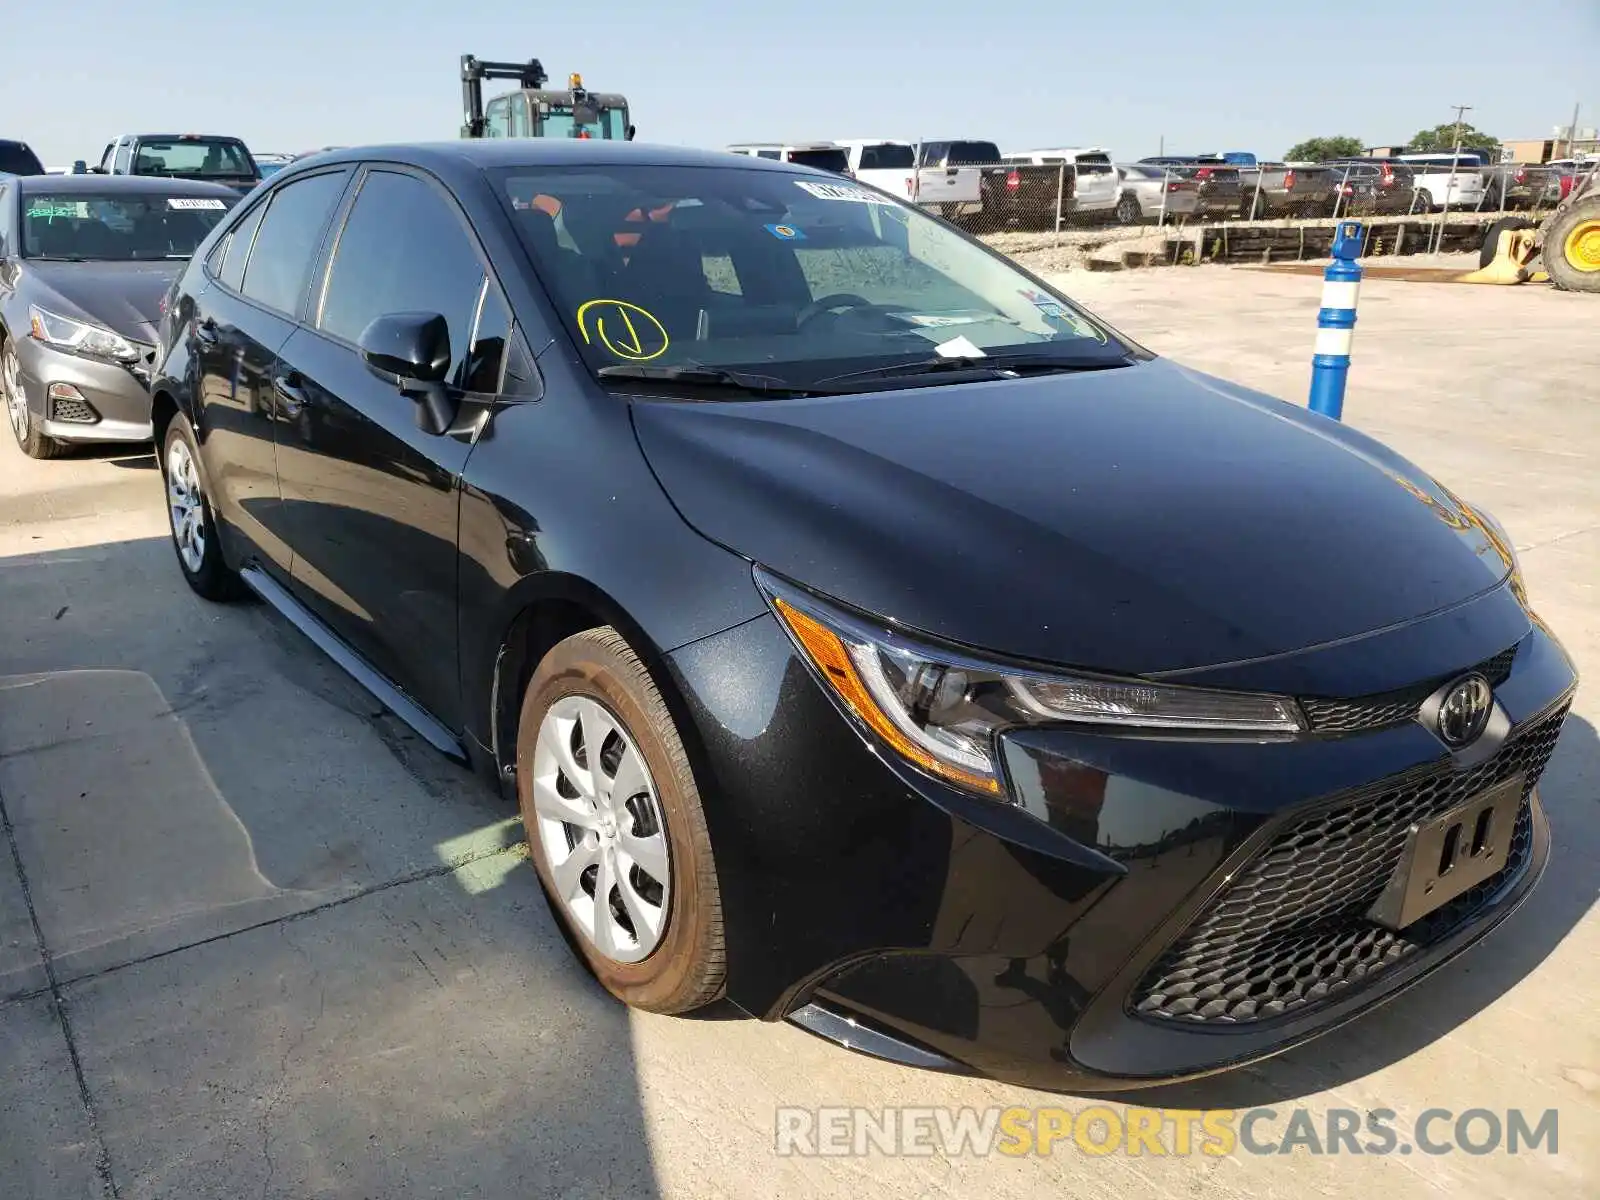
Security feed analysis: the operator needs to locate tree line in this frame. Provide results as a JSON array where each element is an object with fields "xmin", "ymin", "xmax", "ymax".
[{"xmin": 1285, "ymin": 124, "xmax": 1500, "ymax": 162}]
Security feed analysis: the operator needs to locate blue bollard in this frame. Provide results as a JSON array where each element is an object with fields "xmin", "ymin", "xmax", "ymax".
[{"xmin": 1308, "ymin": 221, "xmax": 1364, "ymax": 421}]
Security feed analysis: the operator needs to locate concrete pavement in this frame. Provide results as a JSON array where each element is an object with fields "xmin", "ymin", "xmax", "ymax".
[{"xmin": 0, "ymin": 268, "xmax": 1595, "ymax": 1198}]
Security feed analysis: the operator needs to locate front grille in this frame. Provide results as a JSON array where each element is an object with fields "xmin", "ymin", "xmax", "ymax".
[
  {"xmin": 1131, "ymin": 701, "xmax": 1568, "ymax": 1026},
  {"xmin": 50, "ymin": 396, "xmax": 100, "ymax": 423},
  {"xmin": 1299, "ymin": 643, "xmax": 1520, "ymax": 735}
]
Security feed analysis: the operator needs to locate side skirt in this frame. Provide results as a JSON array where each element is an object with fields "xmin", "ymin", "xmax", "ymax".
[{"xmin": 238, "ymin": 563, "xmax": 469, "ymax": 763}]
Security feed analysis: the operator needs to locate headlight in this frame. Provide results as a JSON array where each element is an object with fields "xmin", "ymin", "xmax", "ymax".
[
  {"xmin": 757, "ymin": 568, "xmax": 1304, "ymax": 798},
  {"xmin": 29, "ymin": 304, "xmax": 140, "ymax": 363}
]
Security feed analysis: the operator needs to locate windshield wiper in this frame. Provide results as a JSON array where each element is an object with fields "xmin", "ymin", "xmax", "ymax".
[
  {"xmin": 596, "ymin": 362, "xmax": 827, "ymax": 397},
  {"xmin": 815, "ymin": 350, "xmax": 1130, "ymax": 387}
]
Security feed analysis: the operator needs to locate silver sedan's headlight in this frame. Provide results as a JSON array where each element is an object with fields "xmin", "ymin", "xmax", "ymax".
[
  {"xmin": 756, "ymin": 568, "xmax": 1304, "ymax": 798},
  {"xmin": 29, "ymin": 304, "xmax": 140, "ymax": 363}
]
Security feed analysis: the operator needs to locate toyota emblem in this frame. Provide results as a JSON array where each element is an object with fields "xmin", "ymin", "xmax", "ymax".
[{"xmin": 1435, "ymin": 674, "xmax": 1493, "ymax": 748}]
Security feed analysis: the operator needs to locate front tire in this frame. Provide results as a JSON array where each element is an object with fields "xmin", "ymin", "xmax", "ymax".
[
  {"xmin": 517, "ymin": 627, "xmax": 725, "ymax": 1014},
  {"xmin": 1542, "ymin": 195, "xmax": 1600, "ymax": 293},
  {"xmin": 3, "ymin": 341, "xmax": 65, "ymax": 460},
  {"xmin": 1116, "ymin": 192, "xmax": 1142, "ymax": 225},
  {"xmin": 163, "ymin": 413, "xmax": 243, "ymax": 600}
]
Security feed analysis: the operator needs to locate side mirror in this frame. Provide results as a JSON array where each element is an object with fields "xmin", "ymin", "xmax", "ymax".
[
  {"xmin": 626, "ymin": 125, "xmax": 637, "ymax": 142},
  {"xmin": 72, "ymin": 160, "xmax": 88, "ymax": 175},
  {"xmin": 358, "ymin": 312, "xmax": 457, "ymax": 434}
]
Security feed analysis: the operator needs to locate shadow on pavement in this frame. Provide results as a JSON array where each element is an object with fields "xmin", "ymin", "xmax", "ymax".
[{"xmin": 0, "ymin": 534, "xmax": 664, "ymax": 1199}]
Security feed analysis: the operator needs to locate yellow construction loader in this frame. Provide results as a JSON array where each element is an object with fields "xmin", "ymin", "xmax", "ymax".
[{"xmin": 1466, "ymin": 161, "xmax": 1600, "ymax": 289}]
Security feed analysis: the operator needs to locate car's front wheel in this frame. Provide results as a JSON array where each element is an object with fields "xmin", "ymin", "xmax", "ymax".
[
  {"xmin": 517, "ymin": 627, "xmax": 725, "ymax": 1014},
  {"xmin": 3, "ymin": 340, "xmax": 64, "ymax": 460},
  {"xmin": 163, "ymin": 413, "xmax": 243, "ymax": 600}
]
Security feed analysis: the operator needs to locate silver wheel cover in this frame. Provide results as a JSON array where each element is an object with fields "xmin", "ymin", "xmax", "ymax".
[
  {"xmin": 166, "ymin": 437, "xmax": 207, "ymax": 573},
  {"xmin": 532, "ymin": 695, "xmax": 672, "ymax": 963}
]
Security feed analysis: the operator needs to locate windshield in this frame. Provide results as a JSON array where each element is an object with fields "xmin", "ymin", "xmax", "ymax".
[
  {"xmin": 21, "ymin": 192, "xmax": 232, "ymax": 260},
  {"xmin": 496, "ymin": 163, "xmax": 1124, "ymax": 391},
  {"xmin": 541, "ymin": 108, "xmax": 629, "ymax": 140},
  {"xmin": 786, "ymin": 148, "xmax": 850, "ymax": 174},
  {"xmin": 131, "ymin": 138, "xmax": 258, "ymax": 179}
]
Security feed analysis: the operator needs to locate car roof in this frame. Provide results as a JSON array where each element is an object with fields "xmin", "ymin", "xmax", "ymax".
[
  {"xmin": 295, "ymin": 140, "xmax": 813, "ymax": 173},
  {"xmin": 10, "ymin": 174, "xmax": 243, "ymax": 196},
  {"xmin": 114, "ymin": 133, "xmax": 251, "ymax": 142},
  {"xmin": 831, "ymin": 138, "xmax": 911, "ymax": 147},
  {"xmin": 1009, "ymin": 147, "xmax": 1109, "ymax": 157}
]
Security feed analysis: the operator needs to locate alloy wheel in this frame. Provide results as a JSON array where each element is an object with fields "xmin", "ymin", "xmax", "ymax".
[
  {"xmin": 531, "ymin": 695, "xmax": 672, "ymax": 964},
  {"xmin": 3, "ymin": 345, "xmax": 27, "ymax": 443},
  {"xmin": 166, "ymin": 436, "xmax": 207, "ymax": 573}
]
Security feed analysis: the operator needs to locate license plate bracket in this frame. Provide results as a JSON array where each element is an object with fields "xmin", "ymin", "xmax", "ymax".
[{"xmin": 1366, "ymin": 775, "xmax": 1524, "ymax": 931}]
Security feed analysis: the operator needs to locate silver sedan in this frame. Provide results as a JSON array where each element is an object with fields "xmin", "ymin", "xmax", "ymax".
[{"xmin": 1113, "ymin": 163, "xmax": 1201, "ymax": 224}]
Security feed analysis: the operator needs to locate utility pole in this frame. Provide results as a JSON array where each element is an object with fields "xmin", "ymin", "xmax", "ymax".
[
  {"xmin": 1566, "ymin": 101, "xmax": 1581, "ymax": 157},
  {"xmin": 1448, "ymin": 104, "xmax": 1473, "ymax": 154}
]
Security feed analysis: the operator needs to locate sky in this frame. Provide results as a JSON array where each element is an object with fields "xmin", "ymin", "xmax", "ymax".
[{"xmin": 6, "ymin": 0, "xmax": 1598, "ymax": 168}]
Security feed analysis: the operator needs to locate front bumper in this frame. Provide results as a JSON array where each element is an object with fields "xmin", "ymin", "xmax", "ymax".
[
  {"xmin": 667, "ymin": 592, "xmax": 1577, "ymax": 1091},
  {"xmin": 14, "ymin": 334, "xmax": 155, "ymax": 443}
]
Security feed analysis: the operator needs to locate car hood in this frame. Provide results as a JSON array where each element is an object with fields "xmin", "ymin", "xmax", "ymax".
[
  {"xmin": 23, "ymin": 259, "xmax": 180, "ymax": 345},
  {"xmin": 629, "ymin": 358, "xmax": 1514, "ymax": 675}
]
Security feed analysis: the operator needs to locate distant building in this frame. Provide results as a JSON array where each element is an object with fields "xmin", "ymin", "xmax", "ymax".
[
  {"xmin": 1363, "ymin": 145, "xmax": 1410, "ymax": 157},
  {"xmin": 1502, "ymin": 127, "xmax": 1598, "ymax": 163}
]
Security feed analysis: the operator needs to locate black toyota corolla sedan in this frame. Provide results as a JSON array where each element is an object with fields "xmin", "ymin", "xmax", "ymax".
[{"xmin": 148, "ymin": 141, "xmax": 1577, "ymax": 1091}]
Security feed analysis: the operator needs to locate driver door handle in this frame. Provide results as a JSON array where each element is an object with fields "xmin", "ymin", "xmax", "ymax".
[{"xmin": 272, "ymin": 371, "xmax": 307, "ymax": 417}]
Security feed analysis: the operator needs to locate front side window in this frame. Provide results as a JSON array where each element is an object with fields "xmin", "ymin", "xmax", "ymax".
[
  {"xmin": 131, "ymin": 138, "xmax": 258, "ymax": 183},
  {"xmin": 317, "ymin": 170, "xmax": 487, "ymax": 390},
  {"xmin": 217, "ymin": 201, "xmax": 266, "ymax": 290},
  {"xmin": 495, "ymin": 164, "xmax": 1124, "ymax": 391},
  {"xmin": 239, "ymin": 171, "xmax": 347, "ymax": 315},
  {"xmin": 20, "ymin": 191, "xmax": 232, "ymax": 261}
]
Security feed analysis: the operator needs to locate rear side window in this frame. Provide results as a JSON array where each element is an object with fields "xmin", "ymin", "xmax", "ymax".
[
  {"xmin": 0, "ymin": 141, "xmax": 44, "ymax": 176},
  {"xmin": 217, "ymin": 202, "xmax": 266, "ymax": 291},
  {"xmin": 1076, "ymin": 154, "xmax": 1114, "ymax": 175},
  {"xmin": 239, "ymin": 171, "xmax": 347, "ymax": 315},
  {"xmin": 317, "ymin": 170, "xmax": 487, "ymax": 390},
  {"xmin": 858, "ymin": 144, "xmax": 914, "ymax": 171}
]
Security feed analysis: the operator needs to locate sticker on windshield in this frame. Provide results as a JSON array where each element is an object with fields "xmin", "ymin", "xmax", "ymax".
[
  {"xmin": 764, "ymin": 223, "xmax": 805, "ymax": 241},
  {"xmin": 890, "ymin": 310, "xmax": 994, "ymax": 329},
  {"xmin": 793, "ymin": 180, "xmax": 895, "ymax": 205},
  {"xmin": 27, "ymin": 202, "xmax": 89, "ymax": 219},
  {"xmin": 167, "ymin": 197, "xmax": 228, "ymax": 210},
  {"xmin": 1019, "ymin": 288, "xmax": 1107, "ymax": 342},
  {"xmin": 576, "ymin": 299, "xmax": 670, "ymax": 362}
]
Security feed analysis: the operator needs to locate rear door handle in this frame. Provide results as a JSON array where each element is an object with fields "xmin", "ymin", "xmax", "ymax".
[{"xmin": 272, "ymin": 372, "xmax": 307, "ymax": 416}]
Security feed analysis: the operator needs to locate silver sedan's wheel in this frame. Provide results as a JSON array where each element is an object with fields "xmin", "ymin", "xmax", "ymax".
[
  {"xmin": 166, "ymin": 436, "xmax": 207, "ymax": 574},
  {"xmin": 2, "ymin": 344, "xmax": 26, "ymax": 442},
  {"xmin": 531, "ymin": 694, "xmax": 672, "ymax": 964}
]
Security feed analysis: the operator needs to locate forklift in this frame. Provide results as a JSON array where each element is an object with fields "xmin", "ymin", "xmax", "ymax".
[{"xmin": 459, "ymin": 55, "xmax": 634, "ymax": 142}]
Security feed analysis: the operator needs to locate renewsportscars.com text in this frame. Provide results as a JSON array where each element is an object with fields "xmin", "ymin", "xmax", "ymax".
[{"xmin": 774, "ymin": 1105, "xmax": 1560, "ymax": 1158}]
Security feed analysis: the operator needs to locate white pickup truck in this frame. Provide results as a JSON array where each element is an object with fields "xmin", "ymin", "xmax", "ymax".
[{"xmin": 833, "ymin": 138, "xmax": 983, "ymax": 215}]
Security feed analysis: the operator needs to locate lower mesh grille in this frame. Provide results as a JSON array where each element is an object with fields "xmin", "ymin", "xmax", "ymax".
[
  {"xmin": 50, "ymin": 396, "xmax": 100, "ymax": 423},
  {"xmin": 1131, "ymin": 702, "xmax": 1568, "ymax": 1025}
]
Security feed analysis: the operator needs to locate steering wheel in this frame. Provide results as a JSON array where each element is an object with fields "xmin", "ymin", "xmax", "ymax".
[{"xmin": 796, "ymin": 293, "xmax": 878, "ymax": 329}]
